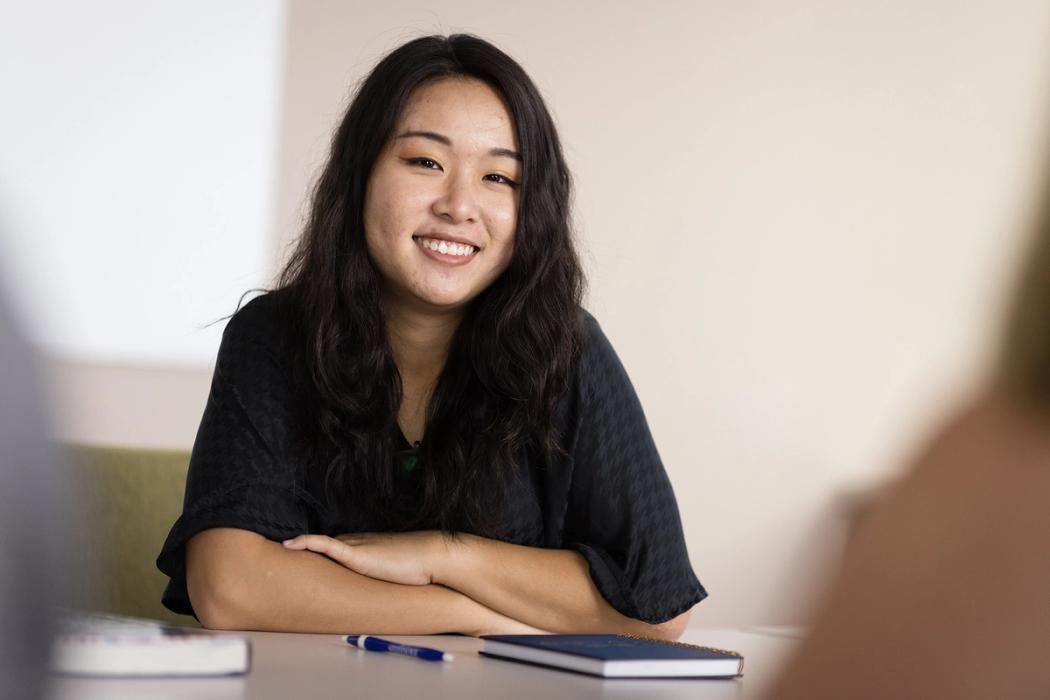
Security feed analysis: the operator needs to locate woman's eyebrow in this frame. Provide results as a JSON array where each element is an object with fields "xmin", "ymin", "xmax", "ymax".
[{"xmin": 396, "ymin": 130, "xmax": 522, "ymax": 162}]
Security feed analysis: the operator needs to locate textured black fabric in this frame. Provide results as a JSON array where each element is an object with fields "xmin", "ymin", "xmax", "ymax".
[{"xmin": 157, "ymin": 294, "xmax": 706, "ymax": 623}]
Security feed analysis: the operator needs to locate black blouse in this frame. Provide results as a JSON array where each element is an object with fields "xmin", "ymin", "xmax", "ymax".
[{"xmin": 156, "ymin": 295, "xmax": 706, "ymax": 624}]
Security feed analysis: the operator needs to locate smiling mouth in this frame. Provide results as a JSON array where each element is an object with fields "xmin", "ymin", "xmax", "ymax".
[{"xmin": 412, "ymin": 235, "xmax": 479, "ymax": 258}]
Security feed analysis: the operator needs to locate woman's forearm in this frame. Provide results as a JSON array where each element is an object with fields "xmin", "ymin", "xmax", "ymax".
[
  {"xmin": 432, "ymin": 535, "xmax": 690, "ymax": 639},
  {"xmin": 186, "ymin": 528, "xmax": 542, "ymax": 635}
]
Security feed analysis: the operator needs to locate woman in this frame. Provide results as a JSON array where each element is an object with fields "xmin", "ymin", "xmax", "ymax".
[{"xmin": 156, "ymin": 34, "xmax": 704, "ymax": 638}]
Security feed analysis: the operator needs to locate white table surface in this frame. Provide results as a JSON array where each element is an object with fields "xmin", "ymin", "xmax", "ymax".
[{"xmin": 50, "ymin": 627, "xmax": 799, "ymax": 700}]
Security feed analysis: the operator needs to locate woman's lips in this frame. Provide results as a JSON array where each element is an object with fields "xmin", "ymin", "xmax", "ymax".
[{"xmin": 413, "ymin": 235, "xmax": 479, "ymax": 265}]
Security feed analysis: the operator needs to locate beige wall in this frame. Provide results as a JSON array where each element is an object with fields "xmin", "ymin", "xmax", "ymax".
[
  {"xmin": 45, "ymin": 1, "xmax": 1050, "ymax": 627},
  {"xmin": 43, "ymin": 359, "xmax": 212, "ymax": 452}
]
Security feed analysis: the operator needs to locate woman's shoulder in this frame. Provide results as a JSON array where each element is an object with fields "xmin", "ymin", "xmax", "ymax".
[
  {"xmin": 222, "ymin": 291, "xmax": 286, "ymax": 344},
  {"xmin": 572, "ymin": 309, "xmax": 637, "ymax": 403},
  {"xmin": 213, "ymin": 291, "xmax": 297, "ymax": 373},
  {"xmin": 577, "ymin": 306, "xmax": 605, "ymax": 345},
  {"xmin": 576, "ymin": 308, "xmax": 620, "ymax": 369}
]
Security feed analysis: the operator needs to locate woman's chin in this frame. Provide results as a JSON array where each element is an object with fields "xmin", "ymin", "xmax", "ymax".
[
  {"xmin": 408, "ymin": 288, "xmax": 475, "ymax": 313},
  {"xmin": 386, "ymin": 277, "xmax": 488, "ymax": 314}
]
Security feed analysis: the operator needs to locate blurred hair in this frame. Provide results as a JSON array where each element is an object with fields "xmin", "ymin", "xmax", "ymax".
[
  {"xmin": 274, "ymin": 34, "xmax": 584, "ymax": 534},
  {"xmin": 1001, "ymin": 168, "xmax": 1050, "ymax": 406}
]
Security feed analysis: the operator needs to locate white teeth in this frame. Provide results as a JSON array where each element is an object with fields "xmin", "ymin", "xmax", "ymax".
[{"xmin": 418, "ymin": 237, "xmax": 475, "ymax": 257}]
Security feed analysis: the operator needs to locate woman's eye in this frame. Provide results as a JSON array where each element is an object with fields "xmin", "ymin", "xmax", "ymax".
[
  {"xmin": 405, "ymin": 157, "xmax": 441, "ymax": 170},
  {"xmin": 484, "ymin": 173, "xmax": 519, "ymax": 188}
]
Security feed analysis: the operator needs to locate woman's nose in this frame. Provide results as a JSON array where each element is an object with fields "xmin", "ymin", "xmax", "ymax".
[{"xmin": 432, "ymin": 171, "xmax": 480, "ymax": 224}]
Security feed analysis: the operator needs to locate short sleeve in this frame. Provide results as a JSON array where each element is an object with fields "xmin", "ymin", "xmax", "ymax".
[
  {"xmin": 156, "ymin": 295, "xmax": 316, "ymax": 617},
  {"xmin": 563, "ymin": 315, "xmax": 707, "ymax": 624}
]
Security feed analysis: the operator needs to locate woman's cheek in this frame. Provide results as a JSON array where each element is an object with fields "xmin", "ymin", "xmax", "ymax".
[{"xmin": 489, "ymin": 200, "xmax": 517, "ymax": 242}]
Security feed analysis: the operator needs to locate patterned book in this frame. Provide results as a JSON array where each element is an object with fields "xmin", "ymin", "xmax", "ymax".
[
  {"xmin": 479, "ymin": 634, "xmax": 744, "ymax": 678},
  {"xmin": 51, "ymin": 613, "xmax": 250, "ymax": 677}
]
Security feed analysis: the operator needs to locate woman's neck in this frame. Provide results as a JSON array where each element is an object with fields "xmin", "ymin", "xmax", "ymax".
[
  {"xmin": 384, "ymin": 300, "xmax": 462, "ymax": 382},
  {"xmin": 384, "ymin": 299, "xmax": 462, "ymax": 445}
]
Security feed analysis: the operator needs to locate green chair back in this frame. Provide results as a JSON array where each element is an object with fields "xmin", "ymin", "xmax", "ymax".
[{"xmin": 69, "ymin": 445, "xmax": 196, "ymax": 626}]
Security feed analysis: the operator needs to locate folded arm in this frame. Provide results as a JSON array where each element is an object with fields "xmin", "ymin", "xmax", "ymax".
[
  {"xmin": 284, "ymin": 531, "xmax": 692, "ymax": 639},
  {"xmin": 186, "ymin": 527, "xmax": 546, "ymax": 636},
  {"xmin": 436, "ymin": 534, "xmax": 691, "ymax": 639}
]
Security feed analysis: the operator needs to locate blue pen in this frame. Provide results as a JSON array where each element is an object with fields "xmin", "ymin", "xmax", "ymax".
[{"xmin": 345, "ymin": 635, "xmax": 454, "ymax": 662}]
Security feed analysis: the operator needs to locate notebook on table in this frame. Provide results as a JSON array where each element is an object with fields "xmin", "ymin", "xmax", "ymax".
[
  {"xmin": 479, "ymin": 634, "xmax": 744, "ymax": 678},
  {"xmin": 51, "ymin": 613, "xmax": 251, "ymax": 677}
]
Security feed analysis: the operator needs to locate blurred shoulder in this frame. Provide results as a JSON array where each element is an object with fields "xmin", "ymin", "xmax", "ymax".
[{"xmin": 913, "ymin": 395, "xmax": 1050, "ymax": 487}]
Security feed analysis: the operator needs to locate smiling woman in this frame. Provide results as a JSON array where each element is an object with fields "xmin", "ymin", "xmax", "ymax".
[
  {"xmin": 364, "ymin": 79, "xmax": 519, "ymax": 316},
  {"xmin": 155, "ymin": 34, "xmax": 704, "ymax": 639}
]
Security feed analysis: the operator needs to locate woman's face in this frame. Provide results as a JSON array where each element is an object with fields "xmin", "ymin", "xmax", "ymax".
[{"xmin": 364, "ymin": 77, "xmax": 521, "ymax": 313}]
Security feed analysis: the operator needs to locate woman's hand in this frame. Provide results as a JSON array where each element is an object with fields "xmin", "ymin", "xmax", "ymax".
[
  {"xmin": 469, "ymin": 610, "xmax": 551, "ymax": 637},
  {"xmin": 282, "ymin": 531, "xmax": 448, "ymax": 586}
]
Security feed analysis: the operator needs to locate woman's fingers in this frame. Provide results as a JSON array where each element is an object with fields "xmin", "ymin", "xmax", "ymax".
[
  {"xmin": 282, "ymin": 534, "xmax": 355, "ymax": 567},
  {"xmin": 282, "ymin": 532, "xmax": 434, "ymax": 585}
]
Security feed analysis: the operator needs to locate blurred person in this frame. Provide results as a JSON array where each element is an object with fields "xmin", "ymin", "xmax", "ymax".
[
  {"xmin": 0, "ymin": 272, "xmax": 69, "ymax": 699},
  {"xmin": 765, "ymin": 172, "xmax": 1050, "ymax": 698}
]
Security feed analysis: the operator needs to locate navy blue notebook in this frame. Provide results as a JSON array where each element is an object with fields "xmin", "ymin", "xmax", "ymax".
[{"xmin": 479, "ymin": 634, "xmax": 744, "ymax": 678}]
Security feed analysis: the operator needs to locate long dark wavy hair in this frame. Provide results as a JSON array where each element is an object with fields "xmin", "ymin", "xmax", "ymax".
[{"xmin": 274, "ymin": 34, "xmax": 584, "ymax": 535}]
